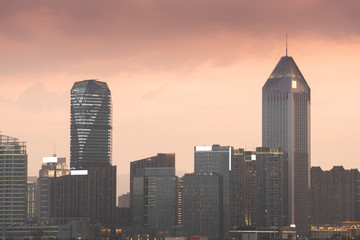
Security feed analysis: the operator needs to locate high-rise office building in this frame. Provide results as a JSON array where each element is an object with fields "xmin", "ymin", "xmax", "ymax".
[
  {"xmin": 27, "ymin": 176, "xmax": 38, "ymax": 222},
  {"xmin": 130, "ymin": 153, "xmax": 177, "ymax": 232},
  {"xmin": 37, "ymin": 155, "xmax": 69, "ymax": 223},
  {"xmin": 130, "ymin": 153, "xmax": 175, "ymax": 224},
  {"xmin": 0, "ymin": 134, "xmax": 27, "ymax": 226},
  {"xmin": 256, "ymin": 147, "xmax": 287, "ymax": 229},
  {"xmin": 262, "ymin": 55, "xmax": 311, "ymax": 235},
  {"xmin": 49, "ymin": 166, "xmax": 116, "ymax": 227},
  {"xmin": 230, "ymin": 149, "xmax": 257, "ymax": 229},
  {"xmin": 132, "ymin": 167, "xmax": 177, "ymax": 229},
  {"xmin": 183, "ymin": 173, "xmax": 223, "ymax": 238},
  {"xmin": 48, "ymin": 79, "xmax": 116, "ymax": 228},
  {"xmin": 70, "ymin": 79, "xmax": 112, "ymax": 170},
  {"xmin": 194, "ymin": 145, "xmax": 231, "ymax": 237}
]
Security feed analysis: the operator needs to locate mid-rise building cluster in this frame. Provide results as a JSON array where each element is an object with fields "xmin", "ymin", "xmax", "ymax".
[{"xmin": 0, "ymin": 54, "xmax": 359, "ymax": 240}]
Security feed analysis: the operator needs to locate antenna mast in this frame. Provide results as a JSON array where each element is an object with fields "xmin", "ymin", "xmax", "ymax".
[{"xmin": 286, "ymin": 33, "xmax": 288, "ymax": 56}]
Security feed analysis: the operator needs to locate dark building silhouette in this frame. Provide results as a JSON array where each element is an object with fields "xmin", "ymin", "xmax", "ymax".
[
  {"xmin": 116, "ymin": 207, "xmax": 131, "ymax": 227},
  {"xmin": 263, "ymin": 55, "xmax": 311, "ymax": 236},
  {"xmin": 0, "ymin": 134, "xmax": 27, "ymax": 226},
  {"xmin": 194, "ymin": 145, "xmax": 232, "ymax": 237},
  {"xmin": 183, "ymin": 173, "xmax": 223, "ymax": 239},
  {"xmin": 70, "ymin": 79, "xmax": 112, "ymax": 170},
  {"xmin": 49, "ymin": 166, "xmax": 116, "ymax": 227},
  {"xmin": 256, "ymin": 147, "xmax": 288, "ymax": 229},
  {"xmin": 130, "ymin": 153, "xmax": 175, "ymax": 225},
  {"xmin": 230, "ymin": 149, "xmax": 257, "ymax": 229},
  {"xmin": 37, "ymin": 155, "xmax": 69, "ymax": 224},
  {"xmin": 310, "ymin": 166, "xmax": 360, "ymax": 225}
]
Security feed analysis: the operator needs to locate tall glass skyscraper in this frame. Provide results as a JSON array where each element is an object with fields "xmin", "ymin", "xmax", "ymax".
[
  {"xmin": 262, "ymin": 55, "xmax": 310, "ymax": 236},
  {"xmin": 70, "ymin": 79, "xmax": 112, "ymax": 170}
]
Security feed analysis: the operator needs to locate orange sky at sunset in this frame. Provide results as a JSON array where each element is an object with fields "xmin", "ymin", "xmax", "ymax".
[{"xmin": 1, "ymin": 0, "xmax": 360, "ymax": 194}]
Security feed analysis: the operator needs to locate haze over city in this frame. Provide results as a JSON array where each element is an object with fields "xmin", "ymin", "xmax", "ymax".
[{"xmin": 1, "ymin": 0, "xmax": 360, "ymax": 195}]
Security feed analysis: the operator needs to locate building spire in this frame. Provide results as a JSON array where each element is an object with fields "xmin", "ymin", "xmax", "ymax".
[{"xmin": 286, "ymin": 33, "xmax": 288, "ymax": 56}]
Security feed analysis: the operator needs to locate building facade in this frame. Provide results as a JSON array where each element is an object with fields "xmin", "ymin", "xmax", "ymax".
[
  {"xmin": 27, "ymin": 176, "xmax": 38, "ymax": 222},
  {"xmin": 49, "ymin": 166, "xmax": 117, "ymax": 227},
  {"xmin": 132, "ymin": 167, "xmax": 177, "ymax": 229},
  {"xmin": 262, "ymin": 55, "xmax": 311, "ymax": 236},
  {"xmin": 256, "ymin": 147, "xmax": 287, "ymax": 229},
  {"xmin": 310, "ymin": 166, "xmax": 360, "ymax": 225},
  {"xmin": 194, "ymin": 145, "xmax": 231, "ymax": 237},
  {"xmin": 118, "ymin": 192, "xmax": 130, "ymax": 208},
  {"xmin": 0, "ymin": 134, "xmax": 27, "ymax": 226},
  {"xmin": 183, "ymin": 173, "xmax": 223, "ymax": 239},
  {"xmin": 70, "ymin": 79, "xmax": 112, "ymax": 170},
  {"xmin": 37, "ymin": 155, "xmax": 69, "ymax": 224},
  {"xmin": 230, "ymin": 149, "xmax": 257, "ymax": 229},
  {"xmin": 130, "ymin": 153, "xmax": 175, "ymax": 225}
]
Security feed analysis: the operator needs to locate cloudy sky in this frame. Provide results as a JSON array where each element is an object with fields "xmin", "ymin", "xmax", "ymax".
[{"xmin": 1, "ymin": 0, "xmax": 360, "ymax": 194}]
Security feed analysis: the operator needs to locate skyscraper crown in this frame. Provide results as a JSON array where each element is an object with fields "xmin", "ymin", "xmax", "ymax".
[{"xmin": 269, "ymin": 56, "xmax": 305, "ymax": 80}]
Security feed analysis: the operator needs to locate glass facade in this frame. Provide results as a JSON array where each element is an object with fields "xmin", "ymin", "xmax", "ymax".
[
  {"xmin": 70, "ymin": 79, "xmax": 112, "ymax": 170},
  {"xmin": 183, "ymin": 173, "xmax": 223, "ymax": 239},
  {"xmin": 262, "ymin": 56, "xmax": 310, "ymax": 235},
  {"xmin": 0, "ymin": 134, "xmax": 27, "ymax": 226},
  {"xmin": 194, "ymin": 144, "xmax": 231, "ymax": 238}
]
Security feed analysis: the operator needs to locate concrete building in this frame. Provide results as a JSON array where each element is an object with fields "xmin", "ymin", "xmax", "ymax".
[
  {"xmin": 230, "ymin": 149, "xmax": 257, "ymax": 229},
  {"xmin": 130, "ymin": 153, "xmax": 175, "ymax": 225},
  {"xmin": 183, "ymin": 173, "xmax": 223, "ymax": 239},
  {"xmin": 27, "ymin": 176, "xmax": 38, "ymax": 222},
  {"xmin": 0, "ymin": 134, "xmax": 27, "ymax": 226},
  {"xmin": 37, "ymin": 155, "xmax": 69, "ymax": 223},
  {"xmin": 131, "ymin": 154, "xmax": 177, "ymax": 231},
  {"xmin": 194, "ymin": 145, "xmax": 231, "ymax": 237},
  {"xmin": 256, "ymin": 147, "xmax": 287, "ymax": 229},
  {"xmin": 49, "ymin": 165, "xmax": 117, "ymax": 227},
  {"xmin": 310, "ymin": 166, "xmax": 360, "ymax": 225},
  {"xmin": 262, "ymin": 54, "xmax": 311, "ymax": 236}
]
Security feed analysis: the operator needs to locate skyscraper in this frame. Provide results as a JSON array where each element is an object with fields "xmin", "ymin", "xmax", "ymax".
[
  {"xmin": 262, "ymin": 54, "xmax": 311, "ymax": 235},
  {"xmin": 183, "ymin": 173, "xmax": 223, "ymax": 238},
  {"xmin": 194, "ymin": 145, "xmax": 232, "ymax": 237},
  {"xmin": 256, "ymin": 147, "xmax": 287, "ymax": 229},
  {"xmin": 0, "ymin": 134, "xmax": 27, "ymax": 226},
  {"xmin": 70, "ymin": 79, "xmax": 112, "ymax": 170},
  {"xmin": 130, "ymin": 153, "xmax": 176, "ymax": 230}
]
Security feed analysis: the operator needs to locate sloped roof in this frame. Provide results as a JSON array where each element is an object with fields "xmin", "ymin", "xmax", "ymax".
[{"xmin": 269, "ymin": 56, "xmax": 305, "ymax": 80}]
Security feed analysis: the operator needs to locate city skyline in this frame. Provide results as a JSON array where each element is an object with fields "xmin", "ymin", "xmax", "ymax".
[{"xmin": 1, "ymin": 1, "xmax": 360, "ymax": 196}]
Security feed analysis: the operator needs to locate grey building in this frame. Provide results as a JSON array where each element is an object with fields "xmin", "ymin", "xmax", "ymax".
[
  {"xmin": 37, "ymin": 155, "xmax": 69, "ymax": 224},
  {"xmin": 27, "ymin": 176, "xmax": 38, "ymax": 222},
  {"xmin": 118, "ymin": 192, "xmax": 130, "ymax": 208},
  {"xmin": 70, "ymin": 79, "xmax": 112, "ymax": 170},
  {"xmin": 183, "ymin": 173, "xmax": 223, "ymax": 239},
  {"xmin": 130, "ymin": 153, "xmax": 175, "ymax": 225},
  {"xmin": 0, "ymin": 134, "xmax": 27, "ymax": 226},
  {"xmin": 132, "ymin": 167, "xmax": 177, "ymax": 229},
  {"xmin": 262, "ymin": 55, "xmax": 311, "ymax": 236},
  {"xmin": 194, "ymin": 145, "xmax": 231, "ymax": 237},
  {"xmin": 256, "ymin": 147, "xmax": 287, "ymax": 229},
  {"xmin": 230, "ymin": 149, "xmax": 257, "ymax": 229}
]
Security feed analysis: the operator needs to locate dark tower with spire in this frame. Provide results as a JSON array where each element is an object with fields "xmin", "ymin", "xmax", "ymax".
[{"xmin": 262, "ymin": 54, "xmax": 311, "ymax": 236}]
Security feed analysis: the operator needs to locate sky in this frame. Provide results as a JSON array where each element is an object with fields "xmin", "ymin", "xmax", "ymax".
[{"xmin": 1, "ymin": 0, "xmax": 360, "ymax": 195}]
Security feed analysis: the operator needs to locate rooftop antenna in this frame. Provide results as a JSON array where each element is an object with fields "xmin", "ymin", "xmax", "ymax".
[
  {"xmin": 53, "ymin": 143, "xmax": 57, "ymax": 157},
  {"xmin": 286, "ymin": 33, "xmax": 288, "ymax": 56}
]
